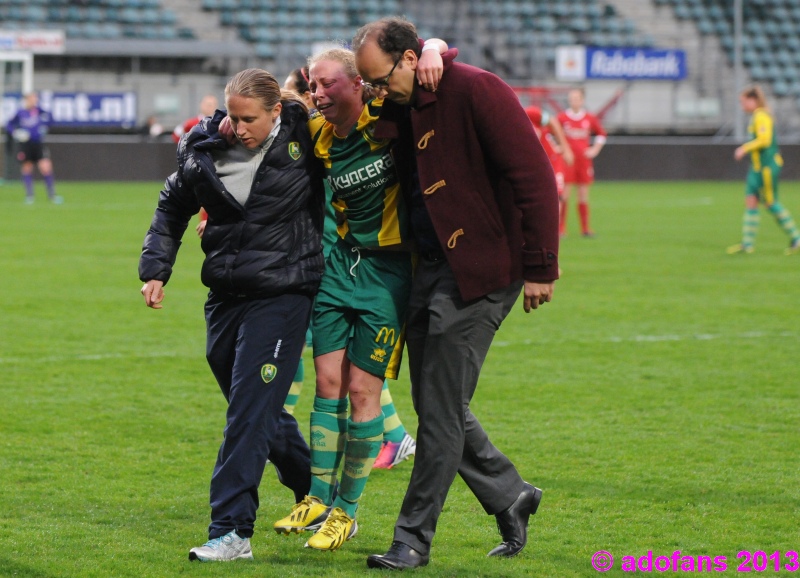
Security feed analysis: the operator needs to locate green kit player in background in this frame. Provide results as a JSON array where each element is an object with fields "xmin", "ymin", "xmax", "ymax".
[
  {"xmin": 273, "ymin": 43, "xmax": 448, "ymax": 552},
  {"xmin": 728, "ymin": 84, "xmax": 800, "ymax": 255}
]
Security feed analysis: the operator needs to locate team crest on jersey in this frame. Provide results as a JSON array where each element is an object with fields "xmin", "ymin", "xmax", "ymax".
[
  {"xmin": 261, "ymin": 364, "xmax": 278, "ymax": 383},
  {"xmin": 288, "ymin": 142, "xmax": 301, "ymax": 160}
]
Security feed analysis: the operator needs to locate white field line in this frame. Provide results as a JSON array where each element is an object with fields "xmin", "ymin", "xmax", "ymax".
[
  {"xmin": 598, "ymin": 196, "xmax": 714, "ymax": 209},
  {"xmin": 0, "ymin": 351, "xmax": 188, "ymax": 365},
  {"xmin": 494, "ymin": 331, "xmax": 797, "ymax": 347},
  {"xmin": 4, "ymin": 330, "xmax": 794, "ymax": 363}
]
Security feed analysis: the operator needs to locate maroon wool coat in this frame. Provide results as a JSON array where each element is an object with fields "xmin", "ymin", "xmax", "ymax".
[{"xmin": 373, "ymin": 59, "xmax": 560, "ymax": 302}]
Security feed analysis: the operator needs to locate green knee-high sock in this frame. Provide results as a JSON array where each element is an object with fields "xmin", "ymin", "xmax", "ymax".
[
  {"xmin": 768, "ymin": 202, "xmax": 800, "ymax": 242},
  {"xmin": 742, "ymin": 208, "xmax": 760, "ymax": 248},
  {"xmin": 380, "ymin": 380, "xmax": 405, "ymax": 443},
  {"xmin": 333, "ymin": 415, "xmax": 384, "ymax": 518},
  {"xmin": 309, "ymin": 396, "xmax": 348, "ymax": 505},
  {"xmin": 283, "ymin": 361, "xmax": 304, "ymax": 415}
]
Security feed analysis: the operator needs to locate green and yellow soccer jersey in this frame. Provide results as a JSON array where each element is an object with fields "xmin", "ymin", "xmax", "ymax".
[
  {"xmin": 742, "ymin": 108, "xmax": 784, "ymax": 171},
  {"xmin": 307, "ymin": 99, "xmax": 409, "ymax": 248}
]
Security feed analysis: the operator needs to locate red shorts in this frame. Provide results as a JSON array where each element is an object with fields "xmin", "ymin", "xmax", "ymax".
[{"xmin": 564, "ymin": 154, "xmax": 594, "ymax": 185}]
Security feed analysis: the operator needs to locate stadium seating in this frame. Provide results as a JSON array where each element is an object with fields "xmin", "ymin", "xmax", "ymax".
[
  {"xmin": 661, "ymin": 0, "xmax": 800, "ymax": 99},
  {"xmin": 0, "ymin": 0, "xmax": 651, "ymax": 77},
  {"xmin": 0, "ymin": 0, "xmax": 192, "ymax": 40},
  {"xmin": 381, "ymin": 0, "xmax": 654, "ymax": 78},
  {"xmin": 197, "ymin": 0, "xmax": 402, "ymax": 66},
  {"xmin": 189, "ymin": 0, "xmax": 652, "ymax": 74}
]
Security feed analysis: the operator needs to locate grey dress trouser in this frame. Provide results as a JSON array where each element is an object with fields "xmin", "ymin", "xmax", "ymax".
[{"xmin": 393, "ymin": 256, "xmax": 526, "ymax": 555}]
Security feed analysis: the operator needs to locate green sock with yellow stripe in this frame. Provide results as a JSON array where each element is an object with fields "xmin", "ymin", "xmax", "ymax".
[
  {"xmin": 309, "ymin": 396, "xmax": 348, "ymax": 505},
  {"xmin": 768, "ymin": 202, "xmax": 800, "ymax": 242},
  {"xmin": 742, "ymin": 208, "xmax": 759, "ymax": 249},
  {"xmin": 333, "ymin": 415, "xmax": 384, "ymax": 518},
  {"xmin": 380, "ymin": 380, "xmax": 405, "ymax": 443},
  {"xmin": 283, "ymin": 361, "xmax": 304, "ymax": 415}
]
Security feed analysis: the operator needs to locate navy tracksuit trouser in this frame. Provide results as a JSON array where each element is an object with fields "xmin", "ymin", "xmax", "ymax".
[{"xmin": 204, "ymin": 292, "xmax": 312, "ymax": 539}]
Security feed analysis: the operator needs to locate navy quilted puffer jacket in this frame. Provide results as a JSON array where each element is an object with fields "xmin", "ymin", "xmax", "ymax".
[{"xmin": 138, "ymin": 101, "xmax": 325, "ymax": 299}]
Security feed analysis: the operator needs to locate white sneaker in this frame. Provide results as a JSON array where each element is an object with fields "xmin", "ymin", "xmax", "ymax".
[{"xmin": 188, "ymin": 530, "xmax": 253, "ymax": 562}]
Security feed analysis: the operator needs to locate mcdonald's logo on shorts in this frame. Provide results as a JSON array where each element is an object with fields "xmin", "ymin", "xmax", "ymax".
[{"xmin": 375, "ymin": 327, "xmax": 396, "ymax": 346}]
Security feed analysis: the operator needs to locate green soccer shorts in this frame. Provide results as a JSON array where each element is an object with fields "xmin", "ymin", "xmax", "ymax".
[
  {"xmin": 312, "ymin": 240, "xmax": 412, "ymax": 379},
  {"xmin": 746, "ymin": 162, "xmax": 782, "ymax": 205}
]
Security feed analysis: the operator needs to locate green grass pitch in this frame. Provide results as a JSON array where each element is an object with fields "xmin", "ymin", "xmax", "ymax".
[{"xmin": 1, "ymin": 180, "xmax": 798, "ymax": 577}]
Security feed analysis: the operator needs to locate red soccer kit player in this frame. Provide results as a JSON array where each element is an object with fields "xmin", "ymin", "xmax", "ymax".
[
  {"xmin": 525, "ymin": 105, "xmax": 574, "ymax": 204},
  {"xmin": 172, "ymin": 94, "xmax": 219, "ymax": 143},
  {"xmin": 557, "ymin": 88, "xmax": 606, "ymax": 237}
]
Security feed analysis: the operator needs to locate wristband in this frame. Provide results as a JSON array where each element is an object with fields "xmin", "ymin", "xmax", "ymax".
[{"xmin": 421, "ymin": 42, "xmax": 439, "ymax": 53}]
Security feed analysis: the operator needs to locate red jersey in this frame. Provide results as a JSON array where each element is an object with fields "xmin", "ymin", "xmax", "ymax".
[
  {"xmin": 525, "ymin": 106, "xmax": 564, "ymax": 194},
  {"xmin": 525, "ymin": 106, "xmax": 557, "ymax": 158},
  {"xmin": 557, "ymin": 109, "xmax": 606, "ymax": 152},
  {"xmin": 526, "ymin": 106, "xmax": 565, "ymax": 169},
  {"xmin": 172, "ymin": 115, "xmax": 203, "ymax": 143}
]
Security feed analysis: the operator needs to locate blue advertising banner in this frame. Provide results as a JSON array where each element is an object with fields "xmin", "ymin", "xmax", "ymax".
[
  {"xmin": 2, "ymin": 91, "xmax": 137, "ymax": 127},
  {"xmin": 586, "ymin": 48, "xmax": 687, "ymax": 80}
]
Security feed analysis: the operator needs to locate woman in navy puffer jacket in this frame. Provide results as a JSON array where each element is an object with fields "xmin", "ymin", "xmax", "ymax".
[{"xmin": 139, "ymin": 68, "xmax": 324, "ymax": 562}]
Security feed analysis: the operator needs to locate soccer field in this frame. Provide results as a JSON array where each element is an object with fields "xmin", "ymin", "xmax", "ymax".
[{"xmin": 1, "ymin": 180, "xmax": 798, "ymax": 577}]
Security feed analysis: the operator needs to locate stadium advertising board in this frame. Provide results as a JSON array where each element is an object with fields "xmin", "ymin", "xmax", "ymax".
[
  {"xmin": 2, "ymin": 91, "xmax": 137, "ymax": 127},
  {"xmin": 0, "ymin": 30, "xmax": 65, "ymax": 54},
  {"xmin": 557, "ymin": 46, "xmax": 687, "ymax": 81}
]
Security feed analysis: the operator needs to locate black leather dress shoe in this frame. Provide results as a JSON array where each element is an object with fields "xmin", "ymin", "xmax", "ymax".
[
  {"xmin": 367, "ymin": 541, "xmax": 430, "ymax": 570},
  {"xmin": 487, "ymin": 482, "xmax": 542, "ymax": 557}
]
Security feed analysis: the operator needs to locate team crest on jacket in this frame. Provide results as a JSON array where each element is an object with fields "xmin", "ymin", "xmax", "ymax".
[
  {"xmin": 288, "ymin": 142, "xmax": 301, "ymax": 160},
  {"xmin": 261, "ymin": 364, "xmax": 278, "ymax": 383}
]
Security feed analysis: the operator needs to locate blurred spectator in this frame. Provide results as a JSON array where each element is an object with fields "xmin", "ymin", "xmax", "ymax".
[{"xmin": 140, "ymin": 114, "xmax": 165, "ymax": 140}]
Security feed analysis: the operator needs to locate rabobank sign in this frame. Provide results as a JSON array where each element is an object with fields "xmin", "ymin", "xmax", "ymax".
[{"xmin": 586, "ymin": 48, "xmax": 686, "ymax": 80}]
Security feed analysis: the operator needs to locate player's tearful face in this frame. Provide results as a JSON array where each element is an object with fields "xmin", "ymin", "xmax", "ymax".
[
  {"xmin": 226, "ymin": 94, "xmax": 280, "ymax": 149},
  {"xmin": 309, "ymin": 59, "xmax": 363, "ymax": 127}
]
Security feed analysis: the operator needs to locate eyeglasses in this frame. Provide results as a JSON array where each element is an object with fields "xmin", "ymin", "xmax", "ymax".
[{"xmin": 361, "ymin": 58, "xmax": 400, "ymax": 92}]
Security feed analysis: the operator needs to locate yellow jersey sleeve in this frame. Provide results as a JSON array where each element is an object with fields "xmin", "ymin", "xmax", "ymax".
[
  {"xmin": 307, "ymin": 110, "xmax": 326, "ymax": 144},
  {"xmin": 741, "ymin": 108, "xmax": 773, "ymax": 153}
]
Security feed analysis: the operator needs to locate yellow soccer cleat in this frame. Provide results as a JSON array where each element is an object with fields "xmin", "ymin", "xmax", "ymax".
[
  {"xmin": 273, "ymin": 496, "xmax": 330, "ymax": 534},
  {"xmin": 304, "ymin": 507, "xmax": 358, "ymax": 551},
  {"xmin": 726, "ymin": 243, "xmax": 754, "ymax": 255}
]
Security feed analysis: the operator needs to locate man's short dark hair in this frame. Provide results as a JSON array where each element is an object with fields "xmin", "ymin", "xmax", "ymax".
[{"xmin": 352, "ymin": 17, "xmax": 420, "ymax": 61}]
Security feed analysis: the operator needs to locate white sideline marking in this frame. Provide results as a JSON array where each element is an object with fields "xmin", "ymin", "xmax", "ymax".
[
  {"xmin": 0, "ymin": 351, "xmax": 183, "ymax": 365},
  {"xmin": 494, "ymin": 330, "xmax": 796, "ymax": 347},
  {"xmin": 600, "ymin": 197, "xmax": 714, "ymax": 209}
]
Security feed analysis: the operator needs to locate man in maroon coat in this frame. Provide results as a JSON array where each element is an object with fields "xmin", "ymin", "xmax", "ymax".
[{"xmin": 354, "ymin": 17, "xmax": 560, "ymax": 570}]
